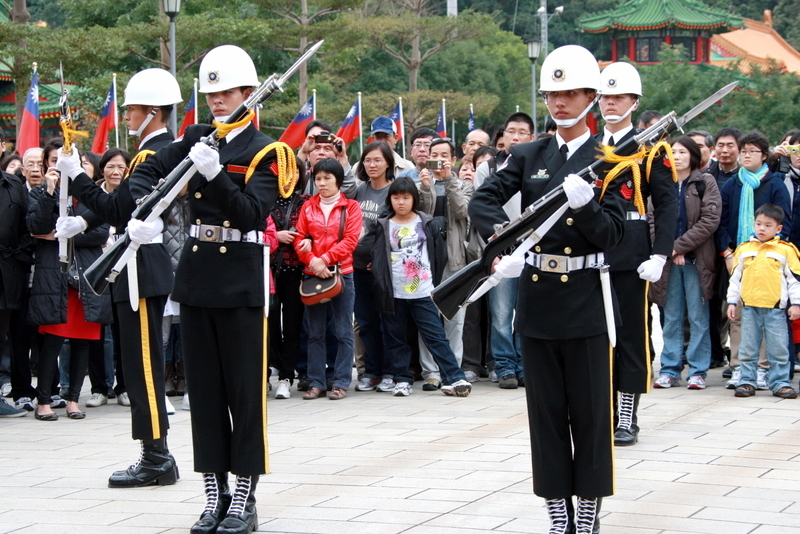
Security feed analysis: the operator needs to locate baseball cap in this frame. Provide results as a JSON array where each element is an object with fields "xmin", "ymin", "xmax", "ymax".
[{"xmin": 371, "ymin": 117, "xmax": 396, "ymax": 135}]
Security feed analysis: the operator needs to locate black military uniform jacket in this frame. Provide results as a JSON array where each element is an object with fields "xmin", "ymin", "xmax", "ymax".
[
  {"xmin": 470, "ymin": 135, "xmax": 626, "ymax": 340},
  {"xmin": 598, "ymin": 128, "xmax": 678, "ymax": 271},
  {"xmin": 0, "ymin": 172, "xmax": 34, "ymax": 309},
  {"xmin": 70, "ymin": 131, "xmax": 175, "ymax": 303},
  {"xmin": 130, "ymin": 123, "xmax": 279, "ymax": 308}
]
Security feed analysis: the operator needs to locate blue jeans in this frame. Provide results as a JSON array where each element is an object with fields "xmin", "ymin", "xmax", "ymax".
[
  {"xmin": 382, "ymin": 297, "xmax": 466, "ymax": 385},
  {"xmin": 740, "ymin": 306, "xmax": 792, "ymax": 391},
  {"xmin": 353, "ymin": 269, "xmax": 388, "ymax": 379},
  {"xmin": 489, "ymin": 277, "xmax": 522, "ymax": 379},
  {"xmin": 304, "ymin": 273, "xmax": 355, "ymax": 391},
  {"xmin": 659, "ymin": 264, "xmax": 710, "ymax": 379}
]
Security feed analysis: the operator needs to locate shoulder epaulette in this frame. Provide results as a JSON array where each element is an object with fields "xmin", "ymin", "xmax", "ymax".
[{"xmin": 125, "ymin": 149, "xmax": 157, "ymax": 179}]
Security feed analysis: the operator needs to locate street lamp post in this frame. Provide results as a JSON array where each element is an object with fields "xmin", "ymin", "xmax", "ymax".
[
  {"xmin": 536, "ymin": 1, "xmax": 563, "ymax": 135},
  {"xmin": 526, "ymin": 38, "xmax": 541, "ymax": 138},
  {"xmin": 164, "ymin": 0, "xmax": 181, "ymax": 134}
]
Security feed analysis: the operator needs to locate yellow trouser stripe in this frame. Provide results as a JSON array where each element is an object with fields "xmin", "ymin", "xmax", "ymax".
[
  {"xmin": 262, "ymin": 315, "xmax": 270, "ymax": 473},
  {"xmin": 139, "ymin": 298, "xmax": 160, "ymax": 439},
  {"xmin": 608, "ymin": 341, "xmax": 616, "ymax": 494},
  {"xmin": 643, "ymin": 281, "xmax": 653, "ymax": 393}
]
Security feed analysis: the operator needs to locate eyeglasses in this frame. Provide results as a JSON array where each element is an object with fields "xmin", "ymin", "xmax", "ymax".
[
  {"xmin": 23, "ymin": 162, "xmax": 43, "ymax": 170},
  {"xmin": 740, "ymin": 150, "xmax": 763, "ymax": 156},
  {"xmin": 503, "ymin": 129, "xmax": 531, "ymax": 138},
  {"xmin": 411, "ymin": 142, "xmax": 432, "ymax": 149}
]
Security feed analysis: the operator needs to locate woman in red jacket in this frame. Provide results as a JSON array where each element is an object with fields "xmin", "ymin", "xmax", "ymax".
[{"xmin": 295, "ymin": 158, "xmax": 363, "ymax": 400}]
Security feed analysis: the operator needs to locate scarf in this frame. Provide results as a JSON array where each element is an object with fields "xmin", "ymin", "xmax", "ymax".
[{"xmin": 737, "ymin": 163, "xmax": 768, "ymax": 246}]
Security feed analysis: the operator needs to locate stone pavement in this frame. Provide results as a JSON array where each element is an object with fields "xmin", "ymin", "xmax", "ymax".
[{"xmin": 2, "ymin": 349, "xmax": 800, "ymax": 533}]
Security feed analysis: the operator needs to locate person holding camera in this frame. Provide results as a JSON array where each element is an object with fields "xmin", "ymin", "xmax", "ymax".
[{"xmin": 297, "ymin": 120, "xmax": 356, "ymax": 198}]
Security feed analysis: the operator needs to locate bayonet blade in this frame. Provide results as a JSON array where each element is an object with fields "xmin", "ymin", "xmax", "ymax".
[
  {"xmin": 275, "ymin": 40, "xmax": 324, "ymax": 89},
  {"xmin": 678, "ymin": 81, "xmax": 739, "ymax": 126}
]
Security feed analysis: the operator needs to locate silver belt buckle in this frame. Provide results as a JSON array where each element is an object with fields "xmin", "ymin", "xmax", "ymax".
[
  {"xmin": 540, "ymin": 254, "xmax": 568, "ymax": 273},
  {"xmin": 198, "ymin": 224, "xmax": 222, "ymax": 243}
]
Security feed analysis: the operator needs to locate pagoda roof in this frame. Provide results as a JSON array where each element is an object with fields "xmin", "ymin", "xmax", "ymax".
[
  {"xmin": 580, "ymin": 0, "xmax": 744, "ymax": 34},
  {"xmin": 711, "ymin": 16, "xmax": 800, "ymax": 75}
]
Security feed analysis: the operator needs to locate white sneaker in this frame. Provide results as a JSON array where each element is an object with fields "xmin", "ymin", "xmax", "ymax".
[
  {"xmin": 442, "ymin": 379, "xmax": 472, "ymax": 397},
  {"xmin": 275, "ymin": 379, "xmax": 291, "ymax": 399},
  {"xmin": 85, "ymin": 393, "xmax": 108, "ymax": 407},
  {"xmin": 15, "ymin": 396, "xmax": 36, "ymax": 411},
  {"xmin": 757, "ymin": 367, "xmax": 769, "ymax": 390},
  {"xmin": 393, "ymin": 382, "xmax": 412, "ymax": 396},
  {"xmin": 165, "ymin": 396, "xmax": 175, "ymax": 415},
  {"xmin": 49, "ymin": 395, "xmax": 67, "ymax": 409},
  {"xmin": 117, "ymin": 392, "xmax": 131, "ymax": 406},
  {"xmin": 653, "ymin": 374, "xmax": 678, "ymax": 388},
  {"xmin": 0, "ymin": 382, "xmax": 11, "ymax": 397},
  {"xmin": 726, "ymin": 367, "xmax": 741, "ymax": 390},
  {"xmin": 489, "ymin": 371, "xmax": 499, "ymax": 383},
  {"xmin": 687, "ymin": 375, "xmax": 706, "ymax": 389},
  {"xmin": 182, "ymin": 392, "xmax": 190, "ymax": 411},
  {"xmin": 376, "ymin": 378, "xmax": 395, "ymax": 392},
  {"xmin": 355, "ymin": 377, "xmax": 379, "ymax": 391},
  {"xmin": 463, "ymin": 370, "xmax": 479, "ymax": 383}
]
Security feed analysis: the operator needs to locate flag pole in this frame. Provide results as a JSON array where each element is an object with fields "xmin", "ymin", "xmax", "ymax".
[
  {"xmin": 399, "ymin": 97, "xmax": 405, "ymax": 159},
  {"xmin": 442, "ymin": 99, "xmax": 447, "ymax": 138},
  {"xmin": 193, "ymin": 78, "xmax": 198, "ymax": 126},
  {"xmin": 358, "ymin": 92, "xmax": 363, "ymax": 154},
  {"xmin": 312, "ymin": 89, "xmax": 316, "ymax": 119},
  {"xmin": 112, "ymin": 73, "xmax": 119, "ymax": 148}
]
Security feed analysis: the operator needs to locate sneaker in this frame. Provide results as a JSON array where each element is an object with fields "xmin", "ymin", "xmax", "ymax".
[
  {"xmin": 446, "ymin": 379, "xmax": 472, "ymax": 397},
  {"xmin": 734, "ymin": 383, "xmax": 756, "ymax": 397},
  {"xmin": 117, "ymin": 392, "xmax": 131, "ymax": 406},
  {"xmin": 275, "ymin": 379, "xmax": 291, "ymax": 399},
  {"xmin": 0, "ymin": 397, "xmax": 25, "ymax": 417},
  {"xmin": 726, "ymin": 367, "xmax": 741, "ymax": 390},
  {"xmin": 355, "ymin": 377, "xmax": 379, "ymax": 391},
  {"xmin": 653, "ymin": 374, "xmax": 679, "ymax": 389},
  {"xmin": 722, "ymin": 367, "xmax": 733, "ymax": 379},
  {"xmin": 50, "ymin": 395, "xmax": 67, "ymax": 409},
  {"xmin": 164, "ymin": 396, "xmax": 175, "ymax": 415},
  {"xmin": 297, "ymin": 376, "xmax": 311, "ymax": 392},
  {"xmin": 86, "ymin": 393, "xmax": 108, "ymax": 407},
  {"xmin": 463, "ymin": 370, "xmax": 479, "ymax": 383},
  {"xmin": 182, "ymin": 392, "xmax": 190, "ymax": 411},
  {"xmin": 376, "ymin": 378, "xmax": 395, "ymax": 392},
  {"xmin": 757, "ymin": 368, "xmax": 769, "ymax": 390},
  {"xmin": 393, "ymin": 383, "xmax": 412, "ymax": 396},
  {"xmin": 15, "ymin": 397, "xmax": 36, "ymax": 411},
  {"xmin": 499, "ymin": 374, "xmax": 519, "ymax": 389},
  {"xmin": 488, "ymin": 371, "xmax": 499, "ymax": 383},
  {"xmin": 422, "ymin": 378, "xmax": 441, "ymax": 391},
  {"xmin": 687, "ymin": 376, "xmax": 706, "ymax": 390},
  {"xmin": 0, "ymin": 382, "xmax": 11, "ymax": 397}
]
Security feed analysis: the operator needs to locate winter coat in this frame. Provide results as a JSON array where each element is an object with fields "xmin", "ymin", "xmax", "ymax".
[
  {"xmin": 26, "ymin": 185, "xmax": 113, "ymax": 326},
  {"xmin": 0, "ymin": 172, "xmax": 34, "ymax": 310},
  {"xmin": 650, "ymin": 170, "xmax": 721, "ymax": 306},
  {"xmin": 418, "ymin": 171, "xmax": 473, "ymax": 272},
  {"xmin": 294, "ymin": 194, "xmax": 363, "ymax": 275},
  {"xmin": 163, "ymin": 195, "xmax": 190, "ymax": 272},
  {"xmin": 370, "ymin": 211, "xmax": 447, "ymax": 315}
]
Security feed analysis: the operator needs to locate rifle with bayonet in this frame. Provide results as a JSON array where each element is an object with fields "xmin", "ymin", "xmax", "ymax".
[
  {"xmin": 431, "ymin": 81, "xmax": 740, "ymax": 321},
  {"xmin": 57, "ymin": 62, "xmax": 88, "ymax": 273},
  {"xmin": 83, "ymin": 40, "xmax": 324, "ymax": 296}
]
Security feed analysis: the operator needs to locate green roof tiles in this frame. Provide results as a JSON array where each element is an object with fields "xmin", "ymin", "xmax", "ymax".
[{"xmin": 580, "ymin": 0, "xmax": 744, "ymax": 33}]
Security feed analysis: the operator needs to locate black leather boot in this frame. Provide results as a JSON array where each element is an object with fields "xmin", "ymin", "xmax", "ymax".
[
  {"xmin": 576, "ymin": 497, "xmax": 599, "ymax": 534},
  {"xmin": 217, "ymin": 475, "xmax": 259, "ymax": 534},
  {"xmin": 614, "ymin": 392, "xmax": 640, "ymax": 446},
  {"xmin": 545, "ymin": 497, "xmax": 575, "ymax": 534},
  {"xmin": 592, "ymin": 497, "xmax": 602, "ymax": 534},
  {"xmin": 108, "ymin": 437, "xmax": 179, "ymax": 488},
  {"xmin": 191, "ymin": 473, "xmax": 231, "ymax": 534}
]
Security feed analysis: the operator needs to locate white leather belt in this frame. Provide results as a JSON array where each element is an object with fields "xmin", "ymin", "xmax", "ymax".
[
  {"xmin": 189, "ymin": 224, "xmax": 262, "ymax": 244},
  {"xmin": 626, "ymin": 211, "xmax": 647, "ymax": 221},
  {"xmin": 526, "ymin": 252, "xmax": 605, "ymax": 273}
]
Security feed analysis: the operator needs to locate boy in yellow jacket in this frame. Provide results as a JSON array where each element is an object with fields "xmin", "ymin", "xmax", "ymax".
[{"xmin": 727, "ymin": 204, "xmax": 800, "ymax": 398}]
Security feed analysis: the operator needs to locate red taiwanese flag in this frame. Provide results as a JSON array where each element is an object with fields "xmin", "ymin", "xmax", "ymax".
[
  {"xmin": 436, "ymin": 99, "xmax": 446, "ymax": 138},
  {"xmin": 278, "ymin": 94, "xmax": 315, "ymax": 149},
  {"xmin": 389, "ymin": 100, "xmax": 403, "ymax": 141},
  {"xmin": 336, "ymin": 97, "xmax": 361, "ymax": 145},
  {"xmin": 178, "ymin": 88, "xmax": 196, "ymax": 137},
  {"xmin": 17, "ymin": 70, "xmax": 40, "ymax": 155},
  {"xmin": 91, "ymin": 81, "xmax": 116, "ymax": 154}
]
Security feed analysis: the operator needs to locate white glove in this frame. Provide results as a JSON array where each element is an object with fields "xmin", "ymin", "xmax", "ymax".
[
  {"xmin": 56, "ymin": 146, "xmax": 82, "ymax": 180},
  {"xmin": 189, "ymin": 142, "xmax": 222, "ymax": 181},
  {"xmin": 562, "ymin": 173, "xmax": 594, "ymax": 210},
  {"xmin": 54, "ymin": 216, "xmax": 87, "ymax": 239},
  {"xmin": 494, "ymin": 255, "xmax": 526, "ymax": 279},
  {"xmin": 127, "ymin": 218, "xmax": 164, "ymax": 246},
  {"xmin": 637, "ymin": 254, "xmax": 667, "ymax": 282}
]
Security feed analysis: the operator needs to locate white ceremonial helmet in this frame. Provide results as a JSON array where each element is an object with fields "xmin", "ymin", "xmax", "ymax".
[
  {"xmin": 198, "ymin": 45, "xmax": 260, "ymax": 93},
  {"xmin": 123, "ymin": 69, "xmax": 182, "ymax": 137},
  {"xmin": 539, "ymin": 45, "xmax": 600, "ymax": 128},
  {"xmin": 598, "ymin": 62, "xmax": 642, "ymax": 96}
]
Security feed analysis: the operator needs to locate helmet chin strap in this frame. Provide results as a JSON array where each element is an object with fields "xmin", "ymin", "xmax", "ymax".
[
  {"xmin": 602, "ymin": 99, "xmax": 639, "ymax": 125},
  {"xmin": 550, "ymin": 96, "xmax": 599, "ymax": 128},
  {"xmin": 128, "ymin": 108, "xmax": 158, "ymax": 137}
]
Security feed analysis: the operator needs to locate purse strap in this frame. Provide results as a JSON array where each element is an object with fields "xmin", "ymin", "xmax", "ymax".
[{"xmin": 338, "ymin": 205, "xmax": 347, "ymax": 242}]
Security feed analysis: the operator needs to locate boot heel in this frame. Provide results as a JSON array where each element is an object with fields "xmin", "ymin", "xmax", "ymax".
[{"xmin": 156, "ymin": 467, "xmax": 179, "ymax": 485}]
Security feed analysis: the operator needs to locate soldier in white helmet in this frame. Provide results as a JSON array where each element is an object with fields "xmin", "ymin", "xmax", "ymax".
[
  {"xmin": 128, "ymin": 45, "xmax": 288, "ymax": 534},
  {"xmin": 470, "ymin": 45, "xmax": 626, "ymax": 533},
  {"xmin": 56, "ymin": 68, "xmax": 182, "ymax": 489},
  {"xmin": 596, "ymin": 62, "xmax": 677, "ymax": 447}
]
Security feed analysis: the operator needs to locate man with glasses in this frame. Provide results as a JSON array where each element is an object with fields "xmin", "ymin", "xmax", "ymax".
[
  {"xmin": 21, "ymin": 148, "xmax": 45, "ymax": 190},
  {"xmin": 297, "ymin": 119, "xmax": 356, "ymax": 197},
  {"xmin": 472, "ymin": 112, "xmax": 534, "ymax": 389},
  {"xmin": 398, "ymin": 128, "xmax": 438, "ymax": 183}
]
